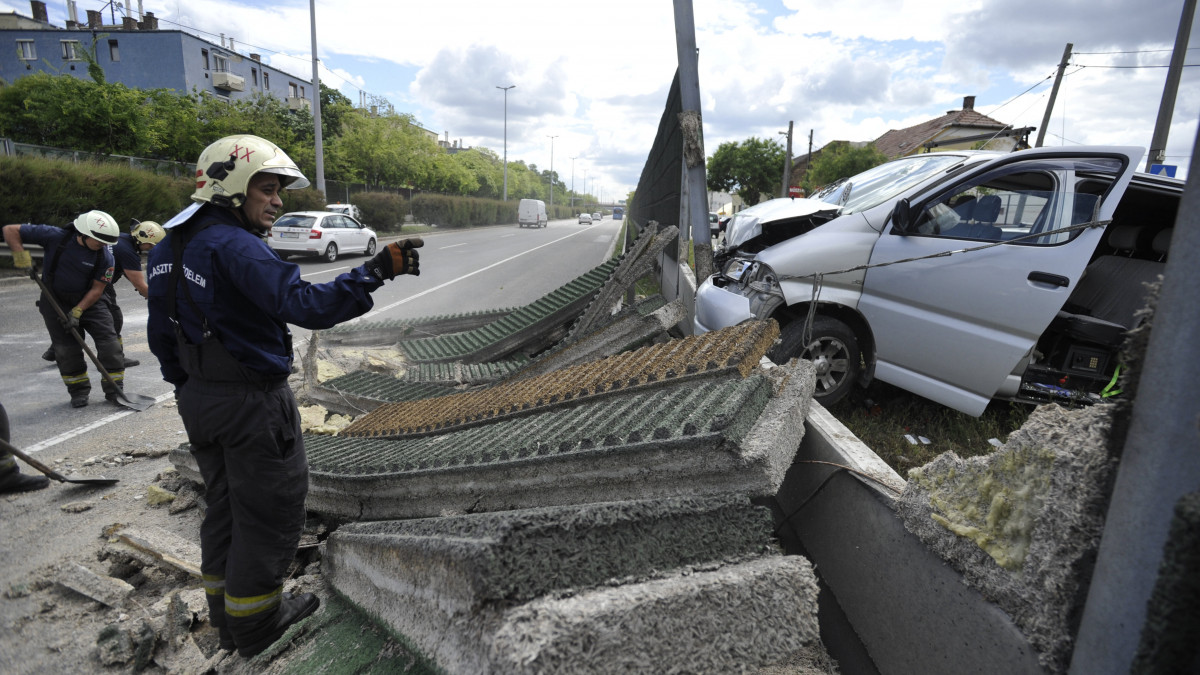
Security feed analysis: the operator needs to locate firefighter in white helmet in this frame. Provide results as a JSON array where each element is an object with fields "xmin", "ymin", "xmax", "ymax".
[
  {"xmin": 41, "ymin": 219, "xmax": 167, "ymax": 367},
  {"xmin": 3, "ymin": 210, "xmax": 127, "ymax": 408},
  {"xmin": 146, "ymin": 134, "xmax": 423, "ymax": 657}
]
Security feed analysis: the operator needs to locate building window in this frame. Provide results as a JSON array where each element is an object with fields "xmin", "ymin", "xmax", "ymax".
[
  {"xmin": 299, "ymin": 85, "xmax": 305, "ymax": 98},
  {"xmin": 213, "ymin": 53, "xmax": 228, "ymax": 72},
  {"xmin": 61, "ymin": 40, "xmax": 81, "ymax": 61},
  {"xmin": 251, "ymin": 68, "xmax": 258, "ymax": 86},
  {"xmin": 288, "ymin": 82, "xmax": 297, "ymax": 98},
  {"xmin": 17, "ymin": 40, "xmax": 36, "ymax": 60},
  {"xmin": 108, "ymin": 40, "xmax": 119, "ymax": 62},
  {"xmin": 263, "ymin": 72, "xmax": 269, "ymax": 89},
  {"xmin": 201, "ymin": 49, "xmax": 209, "ymax": 70}
]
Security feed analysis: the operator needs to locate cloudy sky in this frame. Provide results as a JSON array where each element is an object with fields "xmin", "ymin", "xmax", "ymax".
[{"xmin": 7, "ymin": 0, "xmax": 1199, "ymax": 194}]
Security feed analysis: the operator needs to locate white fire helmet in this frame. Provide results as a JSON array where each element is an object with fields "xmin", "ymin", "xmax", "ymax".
[
  {"xmin": 191, "ymin": 134, "xmax": 309, "ymax": 208},
  {"xmin": 73, "ymin": 210, "xmax": 119, "ymax": 245},
  {"xmin": 131, "ymin": 220, "xmax": 166, "ymax": 246}
]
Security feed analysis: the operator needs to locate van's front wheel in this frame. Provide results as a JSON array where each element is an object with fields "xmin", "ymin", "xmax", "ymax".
[{"xmin": 769, "ymin": 316, "xmax": 860, "ymax": 404}]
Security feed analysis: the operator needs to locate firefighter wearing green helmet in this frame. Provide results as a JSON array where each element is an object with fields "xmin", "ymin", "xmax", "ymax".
[{"xmin": 3, "ymin": 210, "xmax": 126, "ymax": 408}]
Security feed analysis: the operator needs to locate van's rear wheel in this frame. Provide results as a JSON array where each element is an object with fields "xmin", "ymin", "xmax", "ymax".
[
  {"xmin": 324, "ymin": 242, "xmax": 339, "ymax": 262},
  {"xmin": 769, "ymin": 316, "xmax": 860, "ymax": 405}
]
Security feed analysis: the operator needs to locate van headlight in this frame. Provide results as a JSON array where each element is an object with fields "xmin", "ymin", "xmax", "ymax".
[{"xmin": 746, "ymin": 262, "xmax": 779, "ymax": 294}]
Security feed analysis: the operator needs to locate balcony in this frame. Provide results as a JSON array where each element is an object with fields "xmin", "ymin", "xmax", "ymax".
[
  {"xmin": 287, "ymin": 97, "xmax": 312, "ymax": 111},
  {"xmin": 212, "ymin": 71, "xmax": 245, "ymax": 92}
]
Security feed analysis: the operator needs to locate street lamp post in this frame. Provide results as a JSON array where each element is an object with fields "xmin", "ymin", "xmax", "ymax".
[
  {"xmin": 569, "ymin": 155, "xmax": 577, "ymax": 211},
  {"xmin": 496, "ymin": 85, "xmax": 515, "ymax": 201},
  {"xmin": 547, "ymin": 135, "xmax": 558, "ymax": 212}
]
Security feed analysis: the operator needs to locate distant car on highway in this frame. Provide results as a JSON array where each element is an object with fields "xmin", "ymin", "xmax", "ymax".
[
  {"xmin": 592, "ymin": 212, "xmax": 602, "ymax": 222},
  {"xmin": 578, "ymin": 213, "xmax": 592, "ymax": 225},
  {"xmin": 268, "ymin": 211, "xmax": 377, "ymax": 263}
]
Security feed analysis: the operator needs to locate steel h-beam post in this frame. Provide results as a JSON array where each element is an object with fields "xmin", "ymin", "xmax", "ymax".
[{"xmin": 673, "ymin": 0, "xmax": 713, "ymax": 285}]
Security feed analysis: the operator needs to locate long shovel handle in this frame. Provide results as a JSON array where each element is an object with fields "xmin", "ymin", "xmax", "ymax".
[
  {"xmin": 0, "ymin": 436, "xmax": 68, "ymax": 483},
  {"xmin": 29, "ymin": 266, "xmax": 153, "ymax": 411}
]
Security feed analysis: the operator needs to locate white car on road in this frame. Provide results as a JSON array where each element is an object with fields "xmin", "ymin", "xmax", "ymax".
[{"xmin": 268, "ymin": 211, "xmax": 378, "ymax": 262}]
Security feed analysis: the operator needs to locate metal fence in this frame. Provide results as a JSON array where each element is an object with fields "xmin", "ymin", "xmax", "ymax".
[{"xmin": 0, "ymin": 138, "xmax": 195, "ymax": 178}]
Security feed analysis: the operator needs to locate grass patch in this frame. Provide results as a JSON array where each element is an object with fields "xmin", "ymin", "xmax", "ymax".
[{"xmin": 825, "ymin": 379, "xmax": 1034, "ymax": 477}]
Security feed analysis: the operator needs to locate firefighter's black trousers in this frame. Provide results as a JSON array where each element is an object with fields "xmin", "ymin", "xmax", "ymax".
[
  {"xmin": 38, "ymin": 294, "xmax": 124, "ymax": 397},
  {"xmin": 178, "ymin": 377, "xmax": 307, "ymax": 639}
]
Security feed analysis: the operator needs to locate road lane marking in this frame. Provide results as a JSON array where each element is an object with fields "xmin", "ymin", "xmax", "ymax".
[
  {"xmin": 24, "ymin": 391, "xmax": 177, "ymax": 454},
  {"xmin": 439, "ymin": 243, "xmax": 467, "ymax": 249},
  {"xmin": 360, "ymin": 225, "xmax": 605, "ymax": 320}
]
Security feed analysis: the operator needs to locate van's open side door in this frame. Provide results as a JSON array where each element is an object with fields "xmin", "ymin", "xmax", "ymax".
[{"xmin": 858, "ymin": 147, "xmax": 1142, "ymax": 416}]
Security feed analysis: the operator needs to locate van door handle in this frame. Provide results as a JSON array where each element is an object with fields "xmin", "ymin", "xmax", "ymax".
[{"xmin": 1028, "ymin": 271, "xmax": 1069, "ymax": 287}]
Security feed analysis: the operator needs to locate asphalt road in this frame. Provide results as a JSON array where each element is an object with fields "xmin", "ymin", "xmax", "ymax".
[{"xmin": 0, "ymin": 216, "xmax": 622, "ymax": 450}]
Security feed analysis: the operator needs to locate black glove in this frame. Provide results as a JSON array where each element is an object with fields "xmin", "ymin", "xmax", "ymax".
[
  {"xmin": 60, "ymin": 306, "xmax": 82, "ymax": 331},
  {"xmin": 366, "ymin": 238, "xmax": 423, "ymax": 281}
]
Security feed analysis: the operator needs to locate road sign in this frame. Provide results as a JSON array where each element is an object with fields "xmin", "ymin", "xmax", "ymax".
[
  {"xmin": 1149, "ymin": 164, "xmax": 1177, "ymax": 178},
  {"xmin": 788, "ymin": 186, "xmax": 803, "ymax": 198}
]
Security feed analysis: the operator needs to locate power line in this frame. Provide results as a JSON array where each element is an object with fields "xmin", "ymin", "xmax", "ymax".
[{"xmin": 1073, "ymin": 63, "xmax": 1200, "ymax": 69}]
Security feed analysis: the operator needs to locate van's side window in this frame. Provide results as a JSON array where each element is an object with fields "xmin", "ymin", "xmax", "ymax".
[{"xmin": 909, "ymin": 158, "xmax": 1120, "ymax": 246}]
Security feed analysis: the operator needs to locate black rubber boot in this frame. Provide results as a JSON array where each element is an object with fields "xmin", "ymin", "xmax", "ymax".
[
  {"xmin": 123, "ymin": 357, "xmax": 140, "ymax": 368},
  {"xmin": 41, "ymin": 347, "xmax": 56, "ymax": 362},
  {"xmin": 70, "ymin": 392, "xmax": 89, "ymax": 408},
  {"xmin": 0, "ymin": 470, "xmax": 50, "ymax": 494},
  {"xmin": 219, "ymin": 626, "xmax": 236, "ymax": 652},
  {"xmin": 235, "ymin": 592, "xmax": 320, "ymax": 658}
]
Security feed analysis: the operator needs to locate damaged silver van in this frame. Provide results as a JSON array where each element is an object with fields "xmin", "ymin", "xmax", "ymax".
[{"xmin": 694, "ymin": 146, "xmax": 1181, "ymax": 416}]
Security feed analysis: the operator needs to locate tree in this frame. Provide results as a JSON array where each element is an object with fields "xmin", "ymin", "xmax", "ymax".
[
  {"xmin": 804, "ymin": 142, "xmax": 888, "ymax": 193},
  {"xmin": 706, "ymin": 137, "xmax": 785, "ymax": 206}
]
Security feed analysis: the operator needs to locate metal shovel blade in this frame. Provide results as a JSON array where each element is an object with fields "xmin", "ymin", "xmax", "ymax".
[
  {"xmin": 0, "ymin": 437, "xmax": 119, "ymax": 486},
  {"xmin": 28, "ymin": 266, "xmax": 154, "ymax": 412}
]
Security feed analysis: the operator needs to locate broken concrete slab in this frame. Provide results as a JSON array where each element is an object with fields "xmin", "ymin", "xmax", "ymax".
[
  {"xmin": 325, "ymin": 496, "xmax": 820, "ymax": 674},
  {"xmin": 58, "ymin": 563, "xmax": 134, "ymax": 608},
  {"xmin": 897, "ymin": 403, "xmax": 1117, "ymax": 673},
  {"xmin": 304, "ymin": 354, "xmax": 813, "ymax": 521},
  {"xmin": 106, "ymin": 524, "xmax": 202, "ymax": 578}
]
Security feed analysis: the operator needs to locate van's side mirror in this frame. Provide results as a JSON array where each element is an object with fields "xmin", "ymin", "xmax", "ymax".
[{"xmin": 891, "ymin": 198, "xmax": 913, "ymax": 233}]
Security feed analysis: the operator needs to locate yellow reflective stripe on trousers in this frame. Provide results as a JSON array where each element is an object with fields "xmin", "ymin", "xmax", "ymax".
[
  {"xmin": 62, "ymin": 373, "xmax": 89, "ymax": 386},
  {"xmin": 202, "ymin": 573, "xmax": 225, "ymax": 597},
  {"xmin": 225, "ymin": 586, "xmax": 282, "ymax": 618},
  {"xmin": 0, "ymin": 455, "xmax": 15, "ymax": 471}
]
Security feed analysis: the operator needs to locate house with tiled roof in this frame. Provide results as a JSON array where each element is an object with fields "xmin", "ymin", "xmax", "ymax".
[{"xmin": 872, "ymin": 95, "xmax": 1033, "ymax": 159}]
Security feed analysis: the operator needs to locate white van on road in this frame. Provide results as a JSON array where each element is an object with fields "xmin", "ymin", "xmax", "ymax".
[
  {"xmin": 695, "ymin": 146, "xmax": 1181, "ymax": 416},
  {"xmin": 518, "ymin": 199, "xmax": 548, "ymax": 228},
  {"xmin": 326, "ymin": 203, "xmax": 362, "ymax": 221}
]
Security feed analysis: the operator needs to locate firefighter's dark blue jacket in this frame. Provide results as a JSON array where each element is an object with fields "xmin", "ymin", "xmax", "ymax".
[
  {"xmin": 20, "ymin": 224, "xmax": 115, "ymax": 298},
  {"xmin": 146, "ymin": 206, "xmax": 383, "ymax": 387}
]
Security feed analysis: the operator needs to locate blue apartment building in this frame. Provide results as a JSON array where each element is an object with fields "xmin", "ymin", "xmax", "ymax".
[{"xmin": 0, "ymin": 1, "xmax": 313, "ymax": 109}]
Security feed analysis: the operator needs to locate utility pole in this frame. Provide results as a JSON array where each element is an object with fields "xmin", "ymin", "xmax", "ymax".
[
  {"xmin": 547, "ymin": 135, "xmax": 558, "ymax": 211},
  {"xmin": 496, "ymin": 85, "xmax": 515, "ymax": 200},
  {"xmin": 1146, "ymin": 0, "xmax": 1195, "ymax": 172},
  {"xmin": 778, "ymin": 121, "xmax": 793, "ymax": 198},
  {"xmin": 1035, "ymin": 43, "xmax": 1073, "ymax": 148},
  {"xmin": 806, "ymin": 129, "xmax": 813, "ymax": 189},
  {"xmin": 309, "ymin": 0, "xmax": 325, "ymax": 196}
]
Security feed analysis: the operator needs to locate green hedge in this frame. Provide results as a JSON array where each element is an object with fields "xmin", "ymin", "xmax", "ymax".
[
  {"xmin": 0, "ymin": 155, "xmax": 528, "ymax": 232},
  {"xmin": 352, "ymin": 192, "xmax": 409, "ymax": 231},
  {"xmin": 0, "ymin": 155, "xmax": 191, "ymax": 227},
  {"xmin": 410, "ymin": 193, "xmax": 517, "ymax": 229}
]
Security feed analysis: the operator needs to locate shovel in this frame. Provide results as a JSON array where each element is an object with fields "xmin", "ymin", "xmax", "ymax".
[
  {"xmin": 0, "ymin": 437, "xmax": 119, "ymax": 486},
  {"xmin": 29, "ymin": 266, "xmax": 155, "ymax": 412}
]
